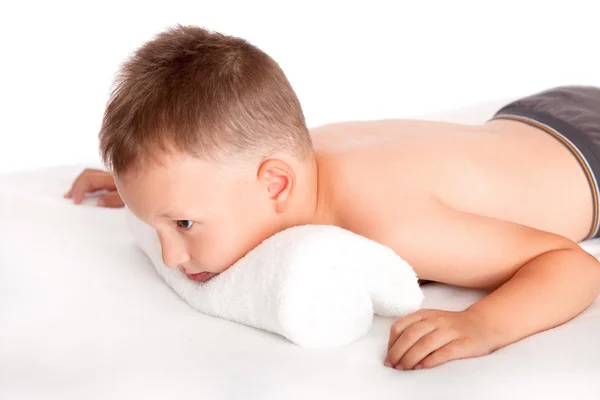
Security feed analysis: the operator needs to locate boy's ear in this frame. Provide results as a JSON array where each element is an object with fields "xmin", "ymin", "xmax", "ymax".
[{"xmin": 257, "ymin": 158, "xmax": 295, "ymax": 213}]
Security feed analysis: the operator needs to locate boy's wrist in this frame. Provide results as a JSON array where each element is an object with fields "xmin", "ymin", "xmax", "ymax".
[{"xmin": 463, "ymin": 306, "xmax": 512, "ymax": 351}]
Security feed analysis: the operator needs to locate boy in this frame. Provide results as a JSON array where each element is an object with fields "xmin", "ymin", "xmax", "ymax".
[{"xmin": 65, "ymin": 25, "xmax": 600, "ymax": 371}]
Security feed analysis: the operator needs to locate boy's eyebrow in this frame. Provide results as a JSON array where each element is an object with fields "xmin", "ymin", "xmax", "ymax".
[
  {"xmin": 158, "ymin": 211, "xmax": 182, "ymax": 219},
  {"xmin": 158, "ymin": 210, "xmax": 203, "ymax": 221}
]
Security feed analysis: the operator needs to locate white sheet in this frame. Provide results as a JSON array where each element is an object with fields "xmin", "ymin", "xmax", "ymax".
[{"xmin": 1, "ymin": 99, "xmax": 600, "ymax": 400}]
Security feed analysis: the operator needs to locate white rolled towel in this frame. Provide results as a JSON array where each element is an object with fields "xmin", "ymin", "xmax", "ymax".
[{"xmin": 125, "ymin": 208, "xmax": 423, "ymax": 348}]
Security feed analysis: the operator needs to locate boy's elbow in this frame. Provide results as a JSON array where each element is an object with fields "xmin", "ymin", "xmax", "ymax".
[
  {"xmin": 578, "ymin": 246, "xmax": 600, "ymax": 278},
  {"xmin": 575, "ymin": 247, "xmax": 600, "ymax": 304},
  {"xmin": 564, "ymin": 245, "xmax": 600, "ymax": 291},
  {"xmin": 545, "ymin": 235, "xmax": 600, "ymax": 273},
  {"xmin": 522, "ymin": 239, "xmax": 600, "ymax": 281}
]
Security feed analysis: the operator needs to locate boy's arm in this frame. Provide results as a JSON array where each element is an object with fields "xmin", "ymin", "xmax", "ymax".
[{"xmin": 378, "ymin": 200, "xmax": 600, "ymax": 370}]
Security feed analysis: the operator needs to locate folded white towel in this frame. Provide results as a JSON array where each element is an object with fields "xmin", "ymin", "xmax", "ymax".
[{"xmin": 125, "ymin": 208, "xmax": 424, "ymax": 348}]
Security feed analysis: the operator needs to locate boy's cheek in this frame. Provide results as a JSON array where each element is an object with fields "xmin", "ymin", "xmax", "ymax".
[{"xmin": 189, "ymin": 235, "xmax": 247, "ymax": 273}]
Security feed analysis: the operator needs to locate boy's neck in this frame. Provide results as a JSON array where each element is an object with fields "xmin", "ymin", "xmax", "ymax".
[
  {"xmin": 313, "ymin": 157, "xmax": 334, "ymax": 226},
  {"xmin": 278, "ymin": 153, "xmax": 335, "ymax": 231},
  {"xmin": 302, "ymin": 154, "xmax": 334, "ymax": 227}
]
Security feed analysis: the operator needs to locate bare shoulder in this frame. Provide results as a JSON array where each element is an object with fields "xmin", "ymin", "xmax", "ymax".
[
  {"xmin": 315, "ymin": 144, "xmax": 436, "ymax": 235},
  {"xmin": 311, "ymin": 118, "xmax": 457, "ymax": 234}
]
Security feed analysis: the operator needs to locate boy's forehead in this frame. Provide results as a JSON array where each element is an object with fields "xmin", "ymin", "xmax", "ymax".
[
  {"xmin": 121, "ymin": 154, "xmax": 214, "ymax": 181},
  {"xmin": 117, "ymin": 156, "xmax": 242, "ymax": 198},
  {"xmin": 117, "ymin": 170, "xmax": 211, "ymax": 216}
]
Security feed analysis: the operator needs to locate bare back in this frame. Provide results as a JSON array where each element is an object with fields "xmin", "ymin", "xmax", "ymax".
[{"xmin": 311, "ymin": 118, "xmax": 593, "ymax": 280}]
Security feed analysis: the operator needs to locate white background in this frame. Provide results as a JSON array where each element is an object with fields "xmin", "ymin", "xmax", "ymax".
[{"xmin": 0, "ymin": 0, "xmax": 598, "ymax": 174}]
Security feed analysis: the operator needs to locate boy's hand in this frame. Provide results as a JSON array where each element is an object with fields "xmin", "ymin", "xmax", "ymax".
[
  {"xmin": 384, "ymin": 309, "xmax": 498, "ymax": 370},
  {"xmin": 64, "ymin": 168, "xmax": 124, "ymax": 208}
]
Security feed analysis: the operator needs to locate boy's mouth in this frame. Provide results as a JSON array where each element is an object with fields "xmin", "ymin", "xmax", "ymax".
[{"xmin": 186, "ymin": 271, "xmax": 216, "ymax": 283}]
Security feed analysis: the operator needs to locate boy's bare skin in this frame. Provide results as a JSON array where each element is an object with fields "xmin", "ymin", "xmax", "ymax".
[{"xmin": 65, "ymin": 116, "xmax": 600, "ymax": 371}]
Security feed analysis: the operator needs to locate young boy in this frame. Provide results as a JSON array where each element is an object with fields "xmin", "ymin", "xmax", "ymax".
[{"xmin": 65, "ymin": 25, "xmax": 600, "ymax": 371}]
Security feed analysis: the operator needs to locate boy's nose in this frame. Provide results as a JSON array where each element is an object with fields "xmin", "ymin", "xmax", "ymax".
[
  {"xmin": 162, "ymin": 248, "xmax": 190, "ymax": 269},
  {"xmin": 159, "ymin": 237, "xmax": 190, "ymax": 269}
]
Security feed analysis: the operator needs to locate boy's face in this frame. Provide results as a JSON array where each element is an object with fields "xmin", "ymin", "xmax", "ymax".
[{"xmin": 115, "ymin": 153, "xmax": 282, "ymax": 283}]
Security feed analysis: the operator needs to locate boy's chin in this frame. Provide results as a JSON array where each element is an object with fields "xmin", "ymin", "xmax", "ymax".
[{"xmin": 185, "ymin": 272, "xmax": 217, "ymax": 283}]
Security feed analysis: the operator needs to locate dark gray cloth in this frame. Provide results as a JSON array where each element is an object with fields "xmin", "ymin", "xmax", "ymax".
[{"xmin": 492, "ymin": 85, "xmax": 600, "ymax": 239}]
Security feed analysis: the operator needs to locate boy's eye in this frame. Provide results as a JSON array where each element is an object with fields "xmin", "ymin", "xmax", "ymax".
[{"xmin": 176, "ymin": 220, "xmax": 194, "ymax": 229}]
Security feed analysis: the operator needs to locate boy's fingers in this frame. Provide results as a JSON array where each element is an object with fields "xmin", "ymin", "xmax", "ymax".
[
  {"xmin": 65, "ymin": 174, "xmax": 84, "ymax": 198},
  {"xmin": 65, "ymin": 169, "xmax": 106, "ymax": 198},
  {"xmin": 388, "ymin": 313, "xmax": 425, "ymax": 351},
  {"xmin": 385, "ymin": 321, "xmax": 435, "ymax": 368},
  {"xmin": 64, "ymin": 168, "xmax": 102, "ymax": 199},
  {"xmin": 97, "ymin": 191, "xmax": 124, "ymax": 208},
  {"xmin": 417, "ymin": 339, "xmax": 470, "ymax": 369},
  {"xmin": 71, "ymin": 174, "xmax": 117, "ymax": 204},
  {"xmin": 395, "ymin": 329, "xmax": 454, "ymax": 370}
]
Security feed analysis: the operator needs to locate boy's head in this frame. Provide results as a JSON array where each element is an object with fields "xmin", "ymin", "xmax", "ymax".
[{"xmin": 100, "ymin": 25, "xmax": 316, "ymax": 281}]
